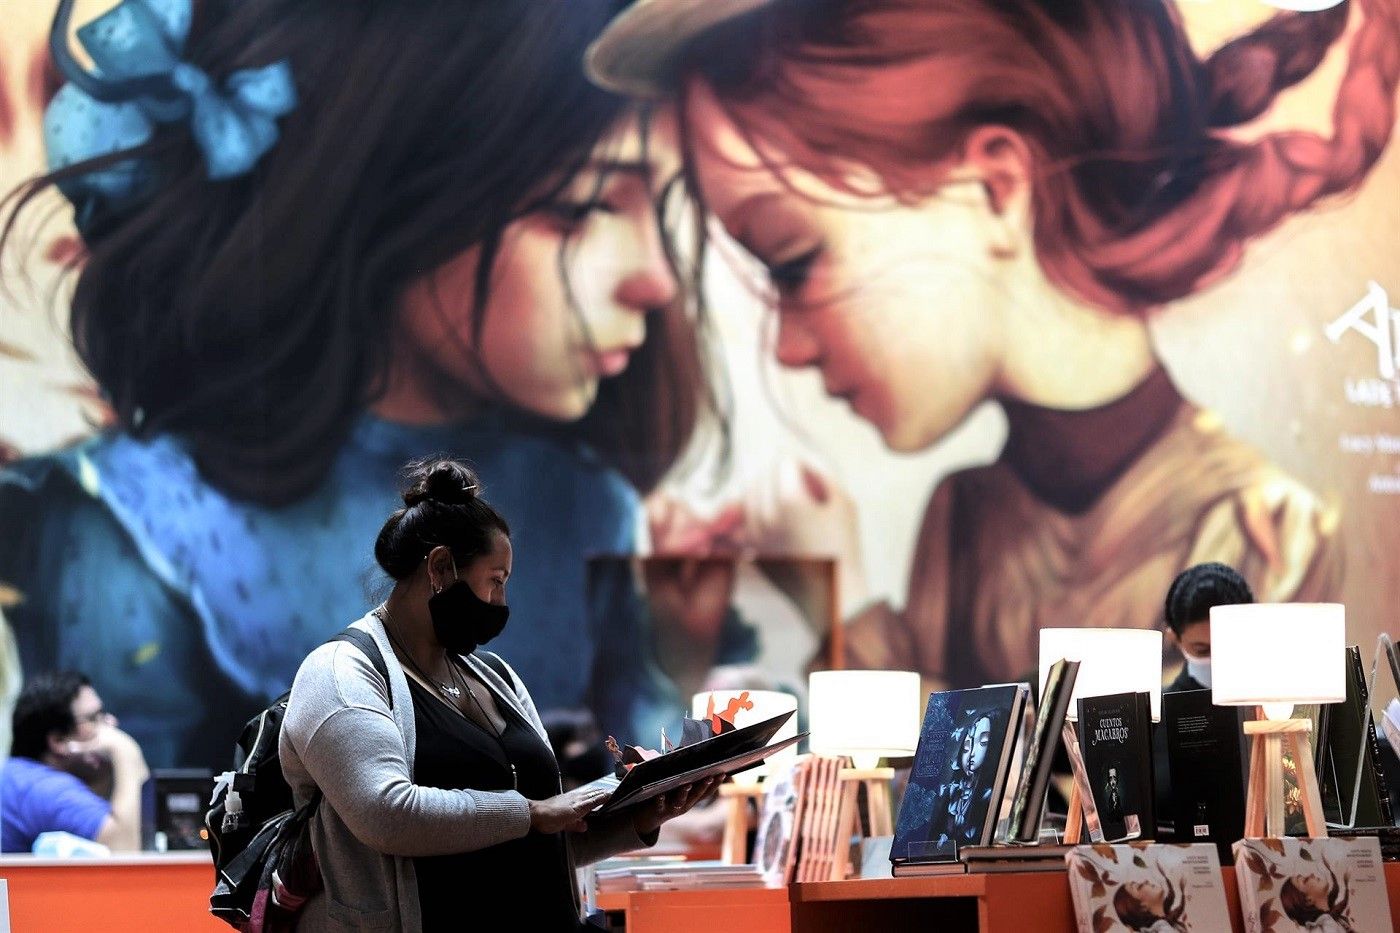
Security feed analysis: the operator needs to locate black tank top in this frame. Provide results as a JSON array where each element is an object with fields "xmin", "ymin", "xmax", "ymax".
[{"xmin": 408, "ymin": 665, "xmax": 577, "ymax": 930}]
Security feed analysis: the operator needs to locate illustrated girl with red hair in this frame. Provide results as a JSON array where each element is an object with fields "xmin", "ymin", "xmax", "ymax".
[{"xmin": 589, "ymin": 0, "xmax": 1399, "ymax": 688}]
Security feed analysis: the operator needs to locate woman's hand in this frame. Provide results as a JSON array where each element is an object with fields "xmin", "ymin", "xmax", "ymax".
[
  {"xmin": 528, "ymin": 786, "xmax": 612, "ymax": 834},
  {"xmin": 633, "ymin": 777, "xmax": 722, "ymax": 837}
]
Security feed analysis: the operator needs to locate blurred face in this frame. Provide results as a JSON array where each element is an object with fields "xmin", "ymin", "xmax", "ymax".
[
  {"xmin": 48, "ymin": 684, "xmax": 109, "ymax": 766},
  {"xmin": 687, "ymin": 81, "xmax": 1008, "ymax": 452},
  {"xmin": 68, "ymin": 685, "xmax": 106, "ymax": 743},
  {"xmin": 398, "ymin": 111, "xmax": 681, "ymax": 421}
]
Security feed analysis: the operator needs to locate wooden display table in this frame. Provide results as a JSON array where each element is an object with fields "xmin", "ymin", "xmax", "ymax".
[
  {"xmin": 606, "ymin": 862, "xmax": 1400, "ymax": 932},
  {"xmin": 623, "ymin": 885, "xmax": 789, "ymax": 933},
  {"xmin": 6, "ymin": 851, "xmax": 1398, "ymax": 931}
]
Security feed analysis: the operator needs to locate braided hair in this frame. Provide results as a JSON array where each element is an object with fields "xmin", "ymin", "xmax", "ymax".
[
  {"xmin": 1163, "ymin": 562, "xmax": 1254, "ymax": 635},
  {"xmin": 685, "ymin": 0, "xmax": 1400, "ymax": 312}
]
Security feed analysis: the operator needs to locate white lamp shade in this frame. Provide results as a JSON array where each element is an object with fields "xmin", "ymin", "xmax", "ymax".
[
  {"xmin": 1210, "ymin": 603, "xmax": 1346, "ymax": 709},
  {"xmin": 690, "ymin": 690, "xmax": 799, "ymax": 784},
  {"xmin": 807, "ymin": 670, "xmax": 921, "ymax": 762},
  {"xmin": 1039, "ymin": 628, "xmax": 1164, "ymax": 722}
]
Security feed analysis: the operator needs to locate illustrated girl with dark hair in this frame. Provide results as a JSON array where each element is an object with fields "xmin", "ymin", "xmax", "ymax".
[
  {"xmin": 588, "ymin": 0, "xmax": 1400, "ymax": 687},
  {"xmin": 1114, "ymin": 874, "xmax": 1188, "ymax": 933},
  {"xmin": 0, "ymin": 0, "xmax": 745, "ymax": 766},
  {"xmin": 1279, "ymin": 862, "xmax": 1356, "ymax": 932}
]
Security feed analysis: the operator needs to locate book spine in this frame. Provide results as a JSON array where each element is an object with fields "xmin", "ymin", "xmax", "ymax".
[
  {"xmin": 1135, "ymin": 693, "xmax": 1155, "ymax": 838},
  {"xmin": 1355, "ymin": 648, "xmax": 1396, "ymax": 825}
]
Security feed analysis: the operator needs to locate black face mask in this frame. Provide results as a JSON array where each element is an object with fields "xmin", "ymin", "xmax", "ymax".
[{"xmin": 428, "ymin": 571, "xmax": 509, "ymax": 656}]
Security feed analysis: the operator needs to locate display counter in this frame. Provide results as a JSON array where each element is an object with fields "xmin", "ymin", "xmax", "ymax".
[
  {"xmin": 610, "ymin": 862, "xmax": 1400, "ymax": 933},
  {"xmin": 0, "ymin": 852, "xmax": 224, "ymax": 933},
  {"xmin": 6, "ymin": 854, "xmax": 1400, "ymax": 932}
]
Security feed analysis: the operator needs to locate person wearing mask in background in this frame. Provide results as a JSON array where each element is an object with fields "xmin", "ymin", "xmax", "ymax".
[
  {"xmin": 1152, "ymin": 562, "xmax": 1253, "ymax": 834},
  {"xmin": 1162, "ymin": 562, "xmax": 1254, "ymax": 692},
  {"xmin": 1, "ymin": 672, "xmax": 149, "ymax": 853}
]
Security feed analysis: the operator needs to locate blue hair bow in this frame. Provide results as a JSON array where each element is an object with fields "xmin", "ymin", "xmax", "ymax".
[{"xmin": 44, "ymin": 0, "xmax": 296, "ymax": 231}]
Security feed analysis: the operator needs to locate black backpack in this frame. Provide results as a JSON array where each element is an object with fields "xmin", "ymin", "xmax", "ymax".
[{"xmin": 207, "ymin": 628, "xmax": 390, "ymax": 931}]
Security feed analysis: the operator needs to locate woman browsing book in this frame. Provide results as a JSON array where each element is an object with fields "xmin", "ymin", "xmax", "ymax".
[{"xmin": 279, "ymin": 459, "xmax": 716, "ymax": 932}]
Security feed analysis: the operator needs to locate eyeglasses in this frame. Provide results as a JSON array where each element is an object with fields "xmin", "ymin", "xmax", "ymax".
[{"xmin": 73, "ymin": 708, "xmax": 110, "ymax": 727}]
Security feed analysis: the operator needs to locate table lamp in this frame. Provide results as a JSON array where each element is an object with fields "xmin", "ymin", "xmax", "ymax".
[
  {"xmin": 690, "ymin": 689, "xmax": 800, "ymax": 783},
  {"xmin": 808, "ymin": 670, "xmax": 921, "ymax": 879},
  {"xmin": 1211, "ymin": 603, "xmax": 1346, "ymax": 838},
  {"xmin": 690, "ymin": 689, "xmax": 799, "ymax": 864},
  {"xmin": 1039, "ymin": 628, "xmax": 1163, "ymax": 843}
]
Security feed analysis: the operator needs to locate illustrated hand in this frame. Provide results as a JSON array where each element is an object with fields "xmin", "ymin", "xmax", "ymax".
[
  {"xmin": 743, "ymin": 459, "xmax": 869, "ymax": 617},
  {"xmin": 641, "ymin": 557, "xmax": 741, "ymax": 644},
  {"xmin": 529, "ymin": 786, "xmax": 612, "ymax": 834},
  {"xmin": 646, "ymin": 493, "xmax": 746, "ymax": 554},
  {"xmin": 642, "ymin": 556, "xmax": 741, "ymax": 700},
  {"xmin": 633, "ymin": 777, "xmax": 722, "ymax": 837}
]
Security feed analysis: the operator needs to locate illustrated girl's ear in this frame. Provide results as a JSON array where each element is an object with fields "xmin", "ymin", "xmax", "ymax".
[{"xmin": 958, "ymin": 126, "xmax": 1033, "ymax": 259}]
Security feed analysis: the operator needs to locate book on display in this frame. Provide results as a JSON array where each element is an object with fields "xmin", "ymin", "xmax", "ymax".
[{"xmin": 891, "ymin": 683, "xmax": 1029, "ymax": 866}]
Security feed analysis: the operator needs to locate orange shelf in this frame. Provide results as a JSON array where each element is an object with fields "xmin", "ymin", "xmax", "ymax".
[
  {"xmin": 792, "ymin": 872, "xmax": 988, "ymax": 901},
  {"xmin": 0, "ymin": 854, "xmax": 225, "ymax": 933}
]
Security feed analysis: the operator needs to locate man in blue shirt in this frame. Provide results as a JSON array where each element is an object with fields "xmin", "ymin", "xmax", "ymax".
[{"xmin": 2, "ymin": 672, "xmax": 149, "ymax": 852}]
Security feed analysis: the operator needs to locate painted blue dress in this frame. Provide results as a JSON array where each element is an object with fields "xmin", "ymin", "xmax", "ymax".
[{"xmin": 0, "ymin": 414, "xmax": 756, "ymax": 768}]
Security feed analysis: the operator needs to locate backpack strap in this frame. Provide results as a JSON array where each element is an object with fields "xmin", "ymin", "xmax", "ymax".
[
  {"xmin": 328, "ymin": 628, "xmax": 393, "ymax": 710},
  {"xmin": 475, "ymin": 650, "xmax": 516, "ymax": 693}
]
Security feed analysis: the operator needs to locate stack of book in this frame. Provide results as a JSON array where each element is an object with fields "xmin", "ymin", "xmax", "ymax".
[
  {"xmin": 594, "ymin": 861, "xmax": 765, "ymax": 894},
  {"xmin": 961, "ymin": 843, "xmax": 1074, "ymax": 874}
]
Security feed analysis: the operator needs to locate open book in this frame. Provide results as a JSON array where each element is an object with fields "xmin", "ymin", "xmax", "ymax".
[{"xmin": 585, "ymin": 710, "xmax": 805, "ymax": 818}]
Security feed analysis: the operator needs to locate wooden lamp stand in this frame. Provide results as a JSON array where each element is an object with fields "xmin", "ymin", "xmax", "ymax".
[
  {"xmin": 718, "ymin": 780, "xmax": 769, "ymax": 864},
  {"xmin": 1243, "ymin": 717, "xmax": 1327, "ymax": 838},
  {"xmin": 829, "ymin": 766, "xmax": 895, "ymax": 880},
  {"xmin": 1065, "ymin": 782, "xmax": 1086, "ymax": 845}
]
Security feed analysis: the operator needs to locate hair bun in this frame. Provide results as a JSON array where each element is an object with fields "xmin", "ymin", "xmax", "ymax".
[{"xmin": 401, "ymin": 458, "xmax": 482, "ymax": 508}]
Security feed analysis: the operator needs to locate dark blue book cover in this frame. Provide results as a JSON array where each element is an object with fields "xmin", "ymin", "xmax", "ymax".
[{"xmin": 891, "ymin": 684, "xmax": 1026, "ymax": 862}]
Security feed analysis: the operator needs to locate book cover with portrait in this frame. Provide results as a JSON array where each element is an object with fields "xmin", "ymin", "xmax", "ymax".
[
  {"xmin": 1079, "ymin": 692, "xmax": 1154, "ymax": 842},
  {"xmin": 1066, "ymin": 842, "xmax": 1230, "ymax": 933},
  {"xmin": 891, "ymin": 684, "xmax": 1028, "ymax": 862},
  {"xmin": 1234, "ymin": 837, "xmax": 1393, "ymax": 933}
]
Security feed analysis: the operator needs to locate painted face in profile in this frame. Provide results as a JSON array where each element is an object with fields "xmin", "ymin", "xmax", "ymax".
[
  {"xmin": 397, "ymin": 110, "xmax": 681, "ymax": 421},
  {"xmin": 687, "ymin": 81, "xmax": 1015, "ymax": 453}
]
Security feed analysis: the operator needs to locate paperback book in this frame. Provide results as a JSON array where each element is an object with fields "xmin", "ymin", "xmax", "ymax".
[
  {"xmin": 891, "ymin": 684, "xmax": 1029, "ymax": 865},
  {"xmin": 1078, "ymin": 692, "xmax": 1155, "ymax": 843},
  {"xmin": 1066, "ymin": 843, "xmax": 1230, "ymax": 933},
  {"xmin": 1162, "ymin": 688, "xmax": 1249, "ymax": 858},
  {"xmin": 1234, "ymin": 836, "xmax": 1394, "ymax": 932}
]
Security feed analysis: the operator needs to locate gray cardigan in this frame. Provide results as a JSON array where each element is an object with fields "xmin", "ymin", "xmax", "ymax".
[{"xmin": 279, "ymin": 612, "xmax": 648, "ymax": 931}]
